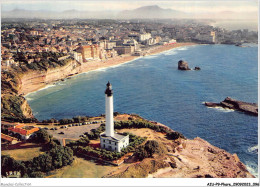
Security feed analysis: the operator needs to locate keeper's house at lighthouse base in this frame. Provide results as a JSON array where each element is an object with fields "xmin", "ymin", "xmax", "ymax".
[{"xmin": 100, "ymin": 132, "xmax": 129, "ymax": 152}]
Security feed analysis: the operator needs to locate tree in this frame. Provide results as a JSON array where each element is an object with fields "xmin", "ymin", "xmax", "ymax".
[
  {"xmin": 166, "ymin": 131, "xmax": 185, "ymax": 140},
  {"xmin": 134, "ymin": 140, "xmax": 165, "ymax": 161},
  {"xmin": 31, "ymin": 129, "xmax": 52, "ymax": 144},
  {"xmin": 144, "ymin": 140, "xmax": 160, "ymax": 157},
  {"xmin": 1, "ymin": 155, "xmax": 25, "ymax": 177}
]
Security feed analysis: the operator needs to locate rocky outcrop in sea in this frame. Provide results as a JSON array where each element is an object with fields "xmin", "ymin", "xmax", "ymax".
[
  {"xmin": 205, "ymin": 97, "xmax": 258, "ymax": 116},
  {"xmin": 178, "ymin": 60, "xmax": 201, "ymax": 71},
  {"xmin": 178, "ymin": 60, "xmax": 191, "ymax": 70}
]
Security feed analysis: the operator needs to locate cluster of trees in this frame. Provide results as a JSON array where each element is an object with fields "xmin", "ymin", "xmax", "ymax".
[
  {"xmin": 41, "ymin": 118, "xmax": 58, "ymax": 124},
  {"xmin": 10, "ymin": 52, "xmax": 73, "ymax": 72},
  {"xmin": 26, "ymin": 56, "xmax": 73, "ymax": 71},
  {"xmin": 66, "ymin": 137, "xmax": 90, "ymax": 148},
  {"xmin": 1, "ymin": 130, "xmax": 74, "ymax": 178},
  {"xmin": 74, "ymin": 146, "xmax": 123, "ymax": 161},
  {"xmin": 166, "ymin": 131, "xmax": 186, "ymax": 140},
  {"xmin": 84, "ymin": 124, "xmax": 105, "ymax": 140},
  {"xmin": 38, "ymin": 116, "xmax": 91, "ymax": 125},
  {"xmin": 58, "ymin": 116, "xmax": 89, "ymax": 125},
  {"xmin": 1, "ymin": 144, "xmax": 73, "ymax": 178},
  {"xmin": 23, "ymin": 144, "xmax": 73, "ymax": 176},
  {"xmin": 134, "ymin": 140, "xmax": 166, "ymax": 161},
  {"xmin": 114, "ymin": 120, "xmax": 172, "ymax": 134},
  {"xmin": 122, "ymin": 132, "xmax": 146, "ymax": 149}
]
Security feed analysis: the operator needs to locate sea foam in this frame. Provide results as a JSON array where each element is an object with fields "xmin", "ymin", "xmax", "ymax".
[
  {"xmin": 248, "ymin": 145, "xmax": 258, "ymax": 154},
  {"xmin": 202, "ymin": 102, "xmax": 235, "ymax": 113},
  {"xmin": 245, "ymin": 161, "xmax": 258, "ymax": 178}
]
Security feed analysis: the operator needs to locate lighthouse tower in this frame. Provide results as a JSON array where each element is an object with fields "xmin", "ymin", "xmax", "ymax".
[
  {"xmin": 100, "ymin": 81, "xmax": 129, "ymax": 152},
  {"xmin": 105, "ymin": 81, "xmax": 114, "ymax": 137}
]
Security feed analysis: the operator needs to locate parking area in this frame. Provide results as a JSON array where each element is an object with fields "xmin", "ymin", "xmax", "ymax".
[{"xmin": 47, "ymin": 123, "xmax": 101, "ymax": 140}]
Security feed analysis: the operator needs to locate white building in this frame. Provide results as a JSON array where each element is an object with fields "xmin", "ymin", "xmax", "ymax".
[
  {"xmin": 139, "ymin": 33, "xmax": 152, "ymax": 42},
  {"xmin": 73, "ymin": 52, "xmax": 83, "ymax": 63},
  {"xmin": 100, "ymin": 82, "xmax": 129, "ymax": 152}
]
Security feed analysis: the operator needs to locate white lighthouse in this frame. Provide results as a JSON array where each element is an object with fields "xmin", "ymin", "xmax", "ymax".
[
  {"xmin": 105, "ymin": 81, "xmax": 114, "ymax": 137},
  {"xmin": 100, "ymin": 82, "xmax": 129, "ymax": 152}
]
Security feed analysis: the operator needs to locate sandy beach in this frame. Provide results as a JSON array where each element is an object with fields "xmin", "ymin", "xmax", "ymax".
[
  {"xmin": 82, "ymin": 42, "xmax": 196, "ymax": 72},
  {"xmin": 22, "ymin": 42, "xmax": 196, "ymax": 96}
]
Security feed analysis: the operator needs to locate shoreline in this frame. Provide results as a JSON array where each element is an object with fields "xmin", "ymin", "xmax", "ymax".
[{"xmin": 22, "ymin": 42, "xmax": 196, "ymax": 96}]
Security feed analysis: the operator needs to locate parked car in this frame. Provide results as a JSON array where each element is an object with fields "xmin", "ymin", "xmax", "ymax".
[{"xmin": 58, "ymin": 132, "xmax": 64, "ymax": 134}]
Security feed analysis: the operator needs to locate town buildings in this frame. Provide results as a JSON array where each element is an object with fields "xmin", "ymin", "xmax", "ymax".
[{"xmin": 1, "ymin": 19, "xmax": 257, "ymax": 69}]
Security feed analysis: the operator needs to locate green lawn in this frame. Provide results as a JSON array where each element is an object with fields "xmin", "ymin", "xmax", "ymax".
[
  {"xmin": 1, "ymin": 147, "xmax": 43, "ymax": 161},
  {"xmin": 47, "ymin": 157, "xmax": 116, "ymax": 178}
]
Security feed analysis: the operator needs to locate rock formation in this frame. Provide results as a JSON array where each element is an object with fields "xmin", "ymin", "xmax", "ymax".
[
  {"xmin": 194, "ymin": 67, "xmax": 201, "ymax": 70},
  {"xmin": 178, "ymin": 60, "xmax": 191, "ymax": 70},
  {"xmin": 205, "ymin": 97, "xmax": 258, "ymax": 116}
]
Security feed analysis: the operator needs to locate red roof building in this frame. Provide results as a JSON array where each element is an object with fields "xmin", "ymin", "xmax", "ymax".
[
  {"xmin": 1, "ymin": 133, "xmax": 19, "ymax": 144},
  {"xmin": 8, "ymin": 124, "xmax": 39, "ymax": 140}
]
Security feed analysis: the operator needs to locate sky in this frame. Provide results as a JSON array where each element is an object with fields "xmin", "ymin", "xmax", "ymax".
[{"xmin": 1, "ymin": 0, "xmax": 258, "ymax": 13}]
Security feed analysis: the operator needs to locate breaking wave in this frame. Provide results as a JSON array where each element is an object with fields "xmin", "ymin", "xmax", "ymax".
[
  {"xmin": 245, "ymin": 161, "xmax": 258, "ymax": 178},
  {"xmin": 248, "ymin": 145, "xmax": 258, "ymax": 154},
  {"xmin": 177, "ymin": 46, "xmax": 188, "ymax": 51},
  {"xmin": 202, "ymin": 102, "xmax": 235, "ymax": 113}
]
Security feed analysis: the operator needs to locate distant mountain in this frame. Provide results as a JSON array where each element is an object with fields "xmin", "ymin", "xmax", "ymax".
[
  {"xmin": 1, "ymin": 8, "xmax": 117, "ymax": 19},
  {"xmin": 118, "ymin": 5, "xmax": 189, "ymax": 19},
  {"xmin": 1, "ymin": 6, "xmax": 257, "ymax": 20},
  {"xmin": 2, "ymin": 9, "xmax": 59, "ymax": 19}
]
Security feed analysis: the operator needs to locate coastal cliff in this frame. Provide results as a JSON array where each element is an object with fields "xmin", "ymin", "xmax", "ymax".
[
  {"xmin": 19, "ymin": 60, "xmax": 80, "ymax": 95},
  {"xmin": 104, "ymin": 119, "xmax": 254, "ymax": 178},
  {"xmin": 1, "ymin": 94, "xmax": 34, "ymax": 121},
  {"xmin": 1, "ymin": 71, "xmax": 34, "ymax": 121}
]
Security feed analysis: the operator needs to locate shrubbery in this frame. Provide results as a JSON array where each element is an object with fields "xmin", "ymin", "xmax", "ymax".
[
  {"xmin": 114, "ymin": 120, "xmax": 172, "ymax": 133},
  {"xmin": 84, "ymin": 124, "xmax": 105, "ymax": 140},
  {"xmin": 58, "ymin": 116, "xmax": 90, "ymax": 125},
  {"xmin": 166, "ymin": 131, "xmax": 186, "ymax": 140},
  {"xmin": 134, "ymin": 140, "xmax": 166, "ymax": 161},
  {"xmin": 66, "ymin": 137, "xmax": 90, "ymax": 147}
]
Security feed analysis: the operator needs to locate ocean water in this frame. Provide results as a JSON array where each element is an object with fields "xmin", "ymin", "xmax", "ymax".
[{"xmin": 26, "ymin": 44, "xmax": 258, "ymax": 177}]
